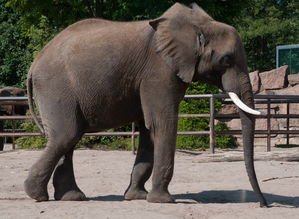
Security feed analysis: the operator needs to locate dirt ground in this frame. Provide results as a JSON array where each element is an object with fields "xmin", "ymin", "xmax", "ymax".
[{"xmin": 1, "ymin": 147, "xmax": 299, "ymax": 219}]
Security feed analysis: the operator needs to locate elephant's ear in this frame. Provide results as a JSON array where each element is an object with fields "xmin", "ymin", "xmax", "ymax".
[{"xmin": 149, "ymin": 16, "xmax": 204, "ymax": 83}]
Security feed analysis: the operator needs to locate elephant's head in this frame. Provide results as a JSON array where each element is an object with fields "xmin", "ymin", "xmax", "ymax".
[
  {"xmin": 0, "ymin": 87, "xmax": 27, "ymax": 115},
  {"xmin": 150, "ymin": 3, "xmax": 267, "ymax": 207}
]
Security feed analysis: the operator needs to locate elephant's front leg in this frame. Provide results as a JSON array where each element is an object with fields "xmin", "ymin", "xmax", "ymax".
[
  {"xmin": 146, "ymin": 116, "xmax": 177, "ymax": 203},
  {"xmin": 124, "ymin": 120, "xmax": 154, "ymax": 200},
  {"xmin": 139, "ymin": 79, "xmax": 186, "ymax": 203}
]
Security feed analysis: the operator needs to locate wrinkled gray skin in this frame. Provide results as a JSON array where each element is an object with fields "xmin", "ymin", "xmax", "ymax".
[{"xmin": 25, "ymin": 3, "xmax": 267, "ymax": 207}]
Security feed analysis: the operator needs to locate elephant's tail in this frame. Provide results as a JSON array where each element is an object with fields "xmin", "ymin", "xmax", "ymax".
[{"xmin": 27, "ymin": 73, "xmax": 45, "ymax": 136}]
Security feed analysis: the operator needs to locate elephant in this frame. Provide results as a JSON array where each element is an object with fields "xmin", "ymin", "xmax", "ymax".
[
  {"xmin": 0, "ymin": 86, "xmax": 27, "ymax": 116},
  {"xmin": 24, "ymin": 3, "xmax": 267, "ymax": 207},
  {"xmin": 0, "ymin": 86, "xmax": 27, "ymax": 151}
]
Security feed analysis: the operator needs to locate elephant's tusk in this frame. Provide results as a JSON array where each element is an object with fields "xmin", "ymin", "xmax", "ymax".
[{"xmin": 228, "ymin": 92, "xmax": 264, "ymax": 115}]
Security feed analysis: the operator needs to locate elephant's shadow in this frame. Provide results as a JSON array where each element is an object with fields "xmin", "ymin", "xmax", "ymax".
[
  {"xmin": 174, "ymin": 190, "xmax": 299, "ymax": 208},
  {"xmin": 89, "ymin": 190, "xmax": 299, "ymax": 208}
]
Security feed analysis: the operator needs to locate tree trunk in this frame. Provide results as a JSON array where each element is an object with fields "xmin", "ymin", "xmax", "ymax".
[{"xmin": 95, "ymin": 0, "xmax": 104, "ymax": 18}]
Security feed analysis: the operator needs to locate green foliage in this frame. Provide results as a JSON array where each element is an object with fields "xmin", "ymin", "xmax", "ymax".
[
  {"xmin": 24, "ymin": 16, "xmax": 61, "ymax": 58},
  {"xmin": 6, "ymin": 0, "xmax": 250, "ymax": 24},
  {"xmin": 102, "ymin": 137, "xmax": 138, "ymax": 151},
  {"xmin": 77, "ymin": 134, "xmax": 120, "ymax": 148},
  {"xmin": 215, "ymin": 122, "xmax": 238, "ymax": 149},
  {"xmin": 2, "ymin": 0, "xmax": 298, "ymax": 86},
  {"xmin": 235, "ymin": 0, "xmax": 299, "ymax": 72},
  {"xmin": 5, "ymin": 0, "xmax": 93, "ymax": 28},
  {"xmin": 5, "ymin": 0, "xmax": 297, "ymax": 150},
  {"xmin": 15, "ymin": 112, "xmax": 47, "ymax": 149},
  {"xmin": 15, "ymin": 110, "xmax": 129, "ymax": 149},
  {"xmin": 177, "ymin": 82, "xmax": 238, "ymax": 150},
  {"xmin": 0, "ymin": 0, "xmax": 31, "ymax": 87}
]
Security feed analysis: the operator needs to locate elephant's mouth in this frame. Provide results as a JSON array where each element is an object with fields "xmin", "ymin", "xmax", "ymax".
[{"xmin": 228, "ymin": 92, "xmax": 263, "ymax": 115}]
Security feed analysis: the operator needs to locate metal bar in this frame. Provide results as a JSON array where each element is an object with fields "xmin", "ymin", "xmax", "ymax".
[
  {"xmin": 254, "ymin": 95, "xmax": 299, "ymax": 99},
  {"xmin": 256, "ymin": 114, "xmax": 299, "ymax": 118},
  {"xmin": 254, "ymin": 99, "xmax": 299, "ymax": 104},
  {"xmin": 85, "ymin": 132, "xmax": 139, "ymax": 136},
  {"xmin": 216, "ymin": 130, "xmax": 299, "ymax": 135},
  {"xmin": 209, "ymin": 96, "xmax": 215, "ymax": 153},
  {"xmin": 1, "ymin": 113, "xmax": 299, "ymax": 120},
  {"xmin": 215, "ymin": 114, "xmax": 299, "ymax": 119},
  {"xmin": 177, "ymin": 131, "xmax": 210, "ymax": 135},
  {"xmin": 2, "ymin": 94, "xmax": 299, "ymax": 101},
  {"xmin": 267, "ymin": 99, "xmax": 271, "ymax": 152},
  {"xmin": 1, "ymin": 94, "xmax": 299, "ymax": 152},
  {"xmin": 0, "ymin": 116, "xmax": 34, "ymax": 120},
  {"xmin": 131, "ymin": 122, "xmax": 136, "ymax": 154},
  {"xmin": 0, "ymin": 121, "xmax": 3, "ymax": 151},
  {"xmin": 276, "ymin": 44, "xmax": 299, "ymax": 50},
  {"xmin": 0, "ymin": 97, "xmax": 28, "ymax": 101},
  {"xmin": 179, "ymin": 114, "xmax": 210, "ymax": 118},
  {"xmin": 183, "ymin": 94, "xmax": 299, "ymax": 100},
  {"xmin": 0, "ymin": 133, "xmax": 42, "ymax": 137},
  {"xmin": 286, "ymin": 102, "xmax": 290, "ymax": 146},
  {"xmin": 276, "ymin": 45, "xmax": 279, "ymax": 69},
  {"xmin": 0, "ymin": 131, "xmax": 212, "ymax": 137},
  {"xmin": 12, "ymin": 105, "xmax": 15, "ymax": 150}
]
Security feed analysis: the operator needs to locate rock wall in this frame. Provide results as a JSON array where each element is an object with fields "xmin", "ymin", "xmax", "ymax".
[{"xmin": 220, "ymin": 66, "xmax": 299, "ymax": 146}]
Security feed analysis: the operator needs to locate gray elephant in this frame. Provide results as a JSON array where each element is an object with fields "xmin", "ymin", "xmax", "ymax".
[
  {"xmin": 0, "ymin": 86, "xmax": 27, "ymax": 151},
  {"xmin": 25, "ymin": 3, "xmax": 267, "ymax": 207}
]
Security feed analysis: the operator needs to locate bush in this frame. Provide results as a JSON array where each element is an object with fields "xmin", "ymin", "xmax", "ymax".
[
  {"xmin": 15, "ymin": 113, "xmax": 47, "ymax": 149},
  {"xmin": 177, "ymin": 82, "xmax": 238, "ymax": 150},
  {"xmin": 15, "ymin": 110, "xmax": 133, "ymax": 149}
]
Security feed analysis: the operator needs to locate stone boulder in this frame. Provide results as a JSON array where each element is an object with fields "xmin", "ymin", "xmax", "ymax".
[
  {"xmin": 225, "ymin": 117, "xmax": 279, "ymax": 137},
  {"xmin": 259, "ymin": 65, "xmax": 289, "ymax": 90},
  {"xmin": 218, "ymin": 103, "xmax": 238, "ymax": 115},
  {"xmin": 218, "ymin": 65, "xmax": 299, "ymax": 146},
  {"xmin": 288, "ymin": 74, "xmax": 299, "ymax": 86},
  {"xmin": 249, "ymin": 70, "xmax": 260, "ymax": 94},
  {"xmin": 274, "ymin": 83, "xmax": 299, "ymax": 96}
]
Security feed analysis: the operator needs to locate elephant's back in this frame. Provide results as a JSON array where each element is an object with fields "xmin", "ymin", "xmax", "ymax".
[
  {"xmin": 29, "ymin": 19, "xmax": 112, "ymax": 70},
  {"xmin": 28, "ymin": 18, "xmax": 151, "ymax": 131},
  {"xmin": 29, "ymin": 18, "xmax": 149, "ymax": 77}
]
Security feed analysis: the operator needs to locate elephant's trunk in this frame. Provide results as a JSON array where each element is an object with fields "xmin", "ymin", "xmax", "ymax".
[{"xmin": 238, "ymin": 72, "xmax": 268, "ymax": 207}]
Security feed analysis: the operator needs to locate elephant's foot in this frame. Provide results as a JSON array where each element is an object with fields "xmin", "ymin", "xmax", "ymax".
[
  {"xmin": 24, "ymin": 177, "xmax": 49, "ymax": 202},
  {"xmin": 146, "ymin": 190, "xmax": 175, "ymax": 203},
  {"xmin": 124, "ymin": 187, "xmax": 148, "ymax": 200},
  {"xmin": 54, "ymin": 180, "xmax": 86, "ymax": 201},
  {"xmin": 54, "ymin": 189, "xmax": 86, "ymax": 201}
]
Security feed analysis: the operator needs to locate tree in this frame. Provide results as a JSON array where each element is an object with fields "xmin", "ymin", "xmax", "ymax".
[
  {"xmin": 236, "ymin": 0, "xmax": 299, "ymax": 72},
  {"xmin": 9, "ymin": 0, "xmax": 298, "ymax": 150},
  {"xmin": 5, "ymin": 0, "xmax": 247, "ymax": 149},
  {"xmin": 0, "ymin": 0, "xmax": 31, "ymax": 86}
]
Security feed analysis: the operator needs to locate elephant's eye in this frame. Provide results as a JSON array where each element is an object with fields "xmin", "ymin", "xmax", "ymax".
[{"xmin": 219, "ymin": 54, "xmax": 234, "ymax": 68}]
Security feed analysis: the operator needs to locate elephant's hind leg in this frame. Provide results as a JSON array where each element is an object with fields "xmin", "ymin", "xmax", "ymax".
[
  {"xmin": 24, "ymin": 129, "xmax": 83, "ymax": 201},
  {"xmin": 124, "ymin": 120, "xmax": 154, "ymax": 200},
  {"xmin": 53, "ymin": 149, "xmax": 86, "ymax": 201},
  {"xmin": 24, "ymin": 144, "xmax": 60, "ymax": 201},
  {"xmin": 24, "ymin": 98, "xmax": 84, "ymax": 201}
]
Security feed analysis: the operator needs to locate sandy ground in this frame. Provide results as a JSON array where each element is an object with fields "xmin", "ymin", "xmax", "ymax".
[{"xmin": 1, "ymin": 148, "xmax": 299, "ymax": 219}]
